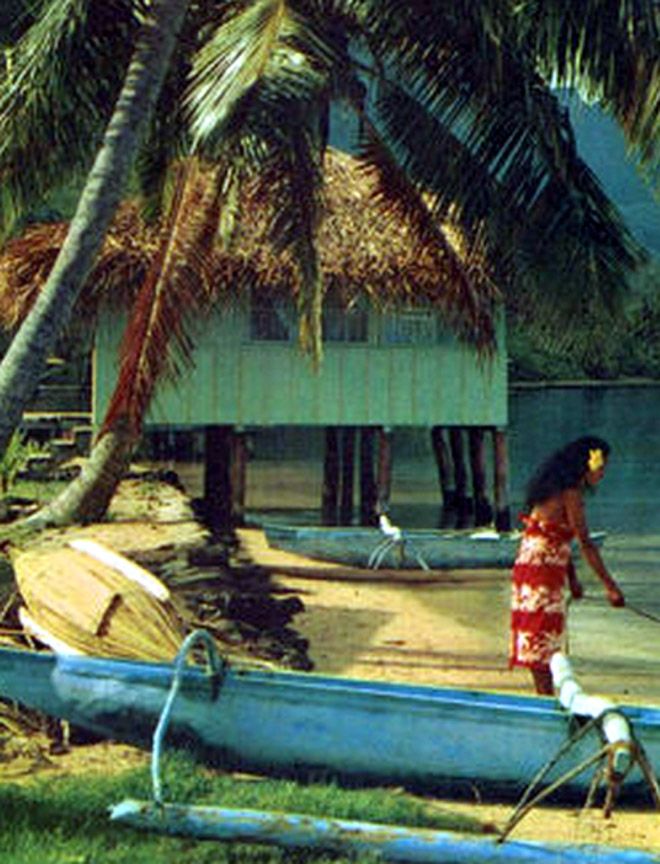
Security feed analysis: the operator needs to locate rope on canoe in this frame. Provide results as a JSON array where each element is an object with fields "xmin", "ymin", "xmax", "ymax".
[{"xmin": 151, "ymin": 629, "xmax": 224, "ymax": 805}]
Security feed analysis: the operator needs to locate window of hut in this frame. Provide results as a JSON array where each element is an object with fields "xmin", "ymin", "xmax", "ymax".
[
  {"xmin": 380, "ymin": 310, "xmax": 437, "ymax": 344},
  {"xmin": 249, "ymin": 294, "xmax": 294, "ymax": 341},
  {"xmin": 322, "ymin": 299, "xmax": 368, "ymax": 343}
]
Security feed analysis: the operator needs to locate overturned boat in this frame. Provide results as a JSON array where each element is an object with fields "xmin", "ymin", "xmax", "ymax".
[{"xmin": 0, "ymin": 635, "xmax": 658, "ymax": 804}]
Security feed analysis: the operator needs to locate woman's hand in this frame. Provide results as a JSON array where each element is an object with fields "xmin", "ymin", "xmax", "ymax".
[{"xmin": 606, "ymin": 584, "xmax": 625, "ymax": 607}]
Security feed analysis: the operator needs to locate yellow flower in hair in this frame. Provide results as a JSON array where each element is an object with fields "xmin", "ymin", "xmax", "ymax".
[{"xmin": 588, "ymin": 448, "xmax": 604, "ymax": 472}]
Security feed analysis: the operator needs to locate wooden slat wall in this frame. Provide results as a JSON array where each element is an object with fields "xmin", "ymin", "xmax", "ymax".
[{"xmin": 93, "ymin": 307, "xmax": 507, "ymax": 428}]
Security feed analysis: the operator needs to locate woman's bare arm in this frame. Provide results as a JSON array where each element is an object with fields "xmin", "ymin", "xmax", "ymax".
[{"xmin": 562, "ymin": 488, "xmax": 624, "ymax": 607}]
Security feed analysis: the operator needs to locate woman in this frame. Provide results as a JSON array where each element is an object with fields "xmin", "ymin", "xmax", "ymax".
[{"xmin": 509, "ymin": 435, "xmax": 625, "ymax": 695}]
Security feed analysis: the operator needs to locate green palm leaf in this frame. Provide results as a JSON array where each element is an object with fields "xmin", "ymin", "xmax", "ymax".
[
  {"xmin": 515, "ymin": 0, "xmax": 659, "ymax": 169},
  {"xmin": 186, "ymin": 0, "xmax": 341, "ymax": 150},
  {"xmin": 0, "ymin": 0, "xmax": 139, "ymax": 240}
]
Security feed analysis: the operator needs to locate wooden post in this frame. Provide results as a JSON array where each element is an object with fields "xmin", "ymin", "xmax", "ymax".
[
  {"xmin": 431, "ymin": 426, "xmax": 457, "ymax": 526},
  {"xmin": 321, "ymin": 427, "xmax": 339, "ymax": 525},
  {"xmin": 339, "ymin": 426, "xmax": 355, "ymax": 525},
  {"xmin": 492, "ymin": 428, "xmax": 512, "ymax": 531},
  {"xmin": 376, "ymin": 426, "xmax": 393, "ymax": 515},
  {"xmin": 449, "ymin": 427, "xmax": 471, "ymax": 529},
  {"xmin": 359, "ymin": 427, "xmax": 378, "ymax": 526},
  {"xmin": 468, "ymin": 427, "xmax": 493, "ymax": 527},
  {"xmin": 203, "ymin": 424, "xmax": 233, "ymax": 540},
  {"xmin": 230, "ymin": 428, "xmax": 248, "ymax": 527}
]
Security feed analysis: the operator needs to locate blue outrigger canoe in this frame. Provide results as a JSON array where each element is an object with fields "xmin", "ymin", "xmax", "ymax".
[
  {"xmin": 263, "ymin": 522, "xmax": 606, "ymax": 570},
  {"xmin": 0, "ymin": 641, "xmax": 657, "ymax": 803}
]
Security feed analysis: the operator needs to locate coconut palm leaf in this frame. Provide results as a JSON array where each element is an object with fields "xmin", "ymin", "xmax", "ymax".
[
  {"xmin": 352, "ymin": 9, "xmax": 646, "ymax": 326},
  {"xmin": 230, "ymin": 110, "xmax": 325, "ymax": 358},
  {"xmin": 186, "ymin": 0, "xmax": 297, "ymax": 147},
  {"xmin": 185, "ymin": 1, "xmax": 347, "ymax": 360},
  {"xmin": 514, "ymin": 0, "xmax": 659, "ymax": 170},
  {"xmin": 186, "ymin": 0, "xmax": 344, "ymax": 149},
  {"xmin": 0, "ymin": 0, "xmax": 139, "ymax": 240},
  {"xmin": 102, "ymin": 159, "xmax": 224, "ymax": 436},
  {"xmin": 133, "ymin": 4, "xmax": 218, "ymax": 222},
  {"xmin": 354, "ymin": 126, "xmax": 498, "ymax": 350}
]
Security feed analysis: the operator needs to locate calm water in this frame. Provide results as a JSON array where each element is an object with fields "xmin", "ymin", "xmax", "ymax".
[
  {"xmin": 172, "ymin": 384, "xmax": 660, "ymax": 534},
  {"xmin": 170, "ymin": 383, "xmax": 660, "ymax": 622}
]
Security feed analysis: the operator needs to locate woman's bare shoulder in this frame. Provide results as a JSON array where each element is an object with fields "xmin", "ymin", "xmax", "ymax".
[{"xmin": 560, "ymin": 487, "xmax": 589, "ymax": 540}]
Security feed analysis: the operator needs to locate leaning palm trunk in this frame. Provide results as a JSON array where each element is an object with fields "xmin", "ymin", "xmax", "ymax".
[
  {"xmin": 31, "ymin": 164, "xmax": 225, "ymax": 528},
  {"xmin": 0, "ymin": 0, "xmax": 190, "ymax": 460},
  {"xmin": 26, "ymin": 420, "xmax": 138, "ymax": 528}
]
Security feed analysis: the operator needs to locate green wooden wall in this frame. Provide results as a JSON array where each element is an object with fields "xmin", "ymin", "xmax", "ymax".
[{"xmin": 93, "ymin": 305, "xmax": 507, "ymax": 428}]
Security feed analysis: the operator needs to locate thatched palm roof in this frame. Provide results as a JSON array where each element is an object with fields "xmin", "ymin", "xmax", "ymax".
[
  {"xmin": 0, "ymin": 205, "xmax": 158, "ymax": 330},
  {"xmin": 0, "ymin": 149, "xmax": 498, "ymax": 343}
]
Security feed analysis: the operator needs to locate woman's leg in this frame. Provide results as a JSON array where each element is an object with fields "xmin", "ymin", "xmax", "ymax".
[{"xmin": 531, "ymin": 667, "xmax": 554, "ymax": 695}]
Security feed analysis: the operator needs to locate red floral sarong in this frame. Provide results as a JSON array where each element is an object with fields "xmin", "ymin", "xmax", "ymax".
[{"xmin": 509, "ymin": 516, "xmax": 574, "ymax": 670}]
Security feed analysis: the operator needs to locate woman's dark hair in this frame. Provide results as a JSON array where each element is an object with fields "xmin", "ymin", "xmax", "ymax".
[{"xmin": 524, "ymin": 436, "xmax": 610, "ymax": 509}]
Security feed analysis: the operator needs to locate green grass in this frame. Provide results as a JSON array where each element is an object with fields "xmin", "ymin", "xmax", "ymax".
[
  {"xmin": 7, "ymin": 478, "xmax": 69, "ymax": 503},
  {"xmin": 0, "ymin": 752, "xmax": 486, "ymax": 863}
]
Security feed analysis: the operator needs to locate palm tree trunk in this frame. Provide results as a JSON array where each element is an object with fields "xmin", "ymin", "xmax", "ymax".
[
  {"xmin": 26, "ymin": 421, "xmax": 138, "ymax": 528},
  {"xmin": 0, "ymin": 0, "xmax": 190, "ymax": 460}
]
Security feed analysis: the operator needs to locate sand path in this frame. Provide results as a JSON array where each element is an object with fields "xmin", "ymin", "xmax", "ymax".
[{"xmin": 239, "ymin": 528, "xmax": 660, "ymax": 852}]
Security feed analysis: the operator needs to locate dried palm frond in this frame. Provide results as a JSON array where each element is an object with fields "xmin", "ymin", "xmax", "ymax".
[
  {"xmin": 0, "ymin": 205, "xmax": 157, "ymax": 330},
  {"xmin": 13, "ymin": 539, "xmax": 185, "ymax": 661},
  {"xmin": 102, "ymin": 158, "xmax": 225, "ymax": 436}
]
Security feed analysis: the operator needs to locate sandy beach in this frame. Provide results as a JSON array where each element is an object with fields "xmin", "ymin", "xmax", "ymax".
[{"xmin": 239, "ymin": 528, "xmax": 660, "ymax": 852}]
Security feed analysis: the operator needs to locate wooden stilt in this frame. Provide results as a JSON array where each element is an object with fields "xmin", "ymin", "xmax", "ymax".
[
  {"xmin": 492, "ymin": 428, "xmax": 512, "ymax": 532},
  {"xmin": 339, "ymin": 427, "xmax": 355, "ymax": 525},
  {"xmin": 376, "ymin": 426, "xmax": 393, "ymax": 515},
  {"xmin": 203, "ymin": 425, "xmax": 233, "ymax": 541},
  {"xmin": 449, "ymin": 428, "xmax": 471, "ymax": 529},
  {"xmin": 321, "ymin": 427, "xmax": 339, "ymax": 525},
  {"xmin": 430, "ymin": 426, "xmax": 456, "ymax": 527},
  {"xmin": 468, "ymin": 428, "xmax": 493, "ymax": 527},
  {"xmin": 230, "ymin": 428, "xmax": 248, "ymax": 527},
  {"xmin": 359, "ymin": 427, "xmax": 378, "ymax": 526}
]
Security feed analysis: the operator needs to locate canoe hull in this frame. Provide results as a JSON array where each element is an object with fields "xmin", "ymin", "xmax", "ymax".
[
  {"xmin": 0, "ymin": 647, "xmax": 657, "ymax": 802},
  {"xmin": 263, "ymin": 524, "xmax": 605, "ymax": 570}
]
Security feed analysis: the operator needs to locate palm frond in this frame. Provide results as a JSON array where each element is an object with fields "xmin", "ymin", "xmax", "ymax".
[
  {"xmin": 133, "ymin": 4, "xmax": 212, "ymax": 221},
  {"xmin": 102, "ymin": 159, "xmax": 224, "ymax": 435},
  {"xmin": 356, "ymin": 127, "xmax": 498, "ymax": 350},
  {"xmin": 515, "ymin": 0, "xmax": 659, "ymax": 170},
  {"xmin": 370, "ymin": 78, "xmax": 517, "ymax": 251},
  {"xmin": 184, "ymin": 2, "xmax": 351, "ymax": 360},
  {"xmin": 354, "ymin": 6, "xmax": 646, "ymax": 313},
  {"xmin": 186, "ymin": 0, "xmax": 338, "ymax": 151},
  {"xmin": 247, "ymin": 121, "xmax": 325, "ymax": 360},
  {"xmin": 186, "ymin": 0, "xmax": 290, "ymax": 146},
  {"xmin": 0, "ymin": 0, "xmax": 138, "ymax": 240}
]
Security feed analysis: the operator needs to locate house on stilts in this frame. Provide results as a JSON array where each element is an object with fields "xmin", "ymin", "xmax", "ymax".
[
  {"xmin": 0, "ymin": 149, "xmax": 510, "ymax": 534},
  {"xmin": 94, "ymin": 150, "xmax": 510, "ymax": 532}
]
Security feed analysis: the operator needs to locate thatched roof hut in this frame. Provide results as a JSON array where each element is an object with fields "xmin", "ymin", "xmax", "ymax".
[{"xmin": 0, "ymin": 149, "xmax": 498, "ymax": 346}]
